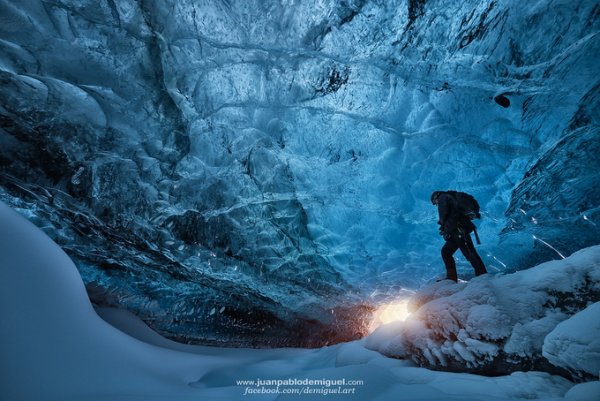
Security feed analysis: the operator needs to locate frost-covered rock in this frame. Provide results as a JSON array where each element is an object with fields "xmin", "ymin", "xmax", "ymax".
[
  {"xmin": 543, "ymin": 302, "xmax": 600, "ymax": 380},
  {"xmin": 365, "ymin": 246, "xmax": 600, "ymax": 378}
]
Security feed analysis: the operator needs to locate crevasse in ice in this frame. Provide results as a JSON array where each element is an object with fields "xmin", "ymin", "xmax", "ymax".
[{"xmin": 0, "ymin": 0, "xmax": 598, "ymax": 345}]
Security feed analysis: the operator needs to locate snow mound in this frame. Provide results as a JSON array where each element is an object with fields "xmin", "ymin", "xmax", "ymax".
[
  {"xmin": 365, "ymin": 246, "xmax": 600, "ymax": 379},
  {"xmin": 543, "ymin": 302, "xmax": 600, "ymax": 380},
  {"xmin": 564, "ymin": 381, "xmax": 600, "ymax": 401}
]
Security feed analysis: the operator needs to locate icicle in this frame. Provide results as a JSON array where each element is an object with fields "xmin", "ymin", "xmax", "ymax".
[
  {"xmin": 532, "ymin": 235, "xmax": 565, "ymax": 259},
  {"xmin": 487, "ymin": 253, "xmax": 507, "ymax": 269},
  {"xmin": 583, "ymin": 215, "xmax": 596, "ymax": 226}
]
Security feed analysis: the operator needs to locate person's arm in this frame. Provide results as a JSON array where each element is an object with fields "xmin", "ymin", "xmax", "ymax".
[{"xmin": 437, "ymin": 193, "xmax": 452, "ymax": 229}]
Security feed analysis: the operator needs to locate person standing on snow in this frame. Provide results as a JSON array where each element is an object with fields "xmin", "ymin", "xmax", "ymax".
[{"xmin": 431, "ymin": 190, "xmax": 487, "ymax": 281}]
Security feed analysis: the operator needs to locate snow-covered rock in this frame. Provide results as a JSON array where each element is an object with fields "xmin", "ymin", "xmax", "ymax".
[
  {"xmin": 365, "ymin": 246, "xmax": 600, "ymax": 379},
  {"xmin": 543, "ymin": 302, "xmax": 600, "ymax": 380}
]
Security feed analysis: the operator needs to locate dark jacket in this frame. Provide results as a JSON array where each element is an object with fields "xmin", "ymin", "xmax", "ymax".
[{"xmin": 437, "ymin": 192, "xmax": 475, "ymax": 234}]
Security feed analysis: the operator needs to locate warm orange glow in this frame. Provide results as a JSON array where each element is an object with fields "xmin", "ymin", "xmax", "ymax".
[{"xmin": 369, "ymin": 300, "xmax": 412, "ymax": 332}]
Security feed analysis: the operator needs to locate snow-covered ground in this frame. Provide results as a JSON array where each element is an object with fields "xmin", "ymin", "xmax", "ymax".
[
  {"xmin": 366, "ymin": 248, "xmax": 600, "ymax": 380},
  {"xmin": 1, "ymin": 200, "xmax": 598, "ymax": 401}
]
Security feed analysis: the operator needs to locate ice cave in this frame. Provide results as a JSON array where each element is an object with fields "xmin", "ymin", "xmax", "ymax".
[{"xmin": 0, "ymin": 1, "xmax": 599, "ymax": 400}]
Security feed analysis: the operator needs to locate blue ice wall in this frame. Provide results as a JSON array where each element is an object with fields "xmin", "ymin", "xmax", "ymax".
[{"xmin": 0, "ymin": 0, "xmax": 598, "ymax": 345}]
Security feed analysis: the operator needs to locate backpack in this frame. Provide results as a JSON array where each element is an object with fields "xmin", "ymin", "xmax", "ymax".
[{"xmin": 447, "ymin": 191, "xmax": 481, "ymax": 220}]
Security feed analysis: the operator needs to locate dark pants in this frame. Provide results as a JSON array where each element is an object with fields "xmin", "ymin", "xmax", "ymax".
[{"xmin": 441, "ymin": 231, "xmax": 487, "ymax": 281}]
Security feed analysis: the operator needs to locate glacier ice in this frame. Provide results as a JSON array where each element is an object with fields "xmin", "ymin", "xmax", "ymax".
[{"xmin": 0, "ymin": 0, "xmax": 599, "ymax": 345}]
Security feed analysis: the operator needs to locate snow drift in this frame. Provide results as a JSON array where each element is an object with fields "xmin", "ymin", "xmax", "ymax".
[
  {"xmin": 366, "ymin": 246, "xmax": 600, "ymax": 381},
  {"xmin": 543, "ymin": 302, "xmax": 600, "ymax": 380}
]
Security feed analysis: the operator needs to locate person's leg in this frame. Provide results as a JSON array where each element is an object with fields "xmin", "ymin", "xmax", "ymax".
[
  {"xmin": 441, "ymin": 239, "xmax": 459, "ymax": 281},
  {"xmin": 458, "ymin": 233, "xmax": 487, "ymax": 276}
]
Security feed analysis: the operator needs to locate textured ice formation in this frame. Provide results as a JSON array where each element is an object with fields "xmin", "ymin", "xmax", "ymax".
[
  {"xmin": 365, "ymin": 245, "xmax": 600, "ymax": 380},
  {"xmin": 0, "ymin": 0, "xmax": 599, "ymax": 345}
]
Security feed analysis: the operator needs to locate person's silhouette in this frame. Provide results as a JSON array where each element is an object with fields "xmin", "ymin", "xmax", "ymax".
[{"xmin": 431, "ymin": 191, "xmax": 487, "ymax": 281}]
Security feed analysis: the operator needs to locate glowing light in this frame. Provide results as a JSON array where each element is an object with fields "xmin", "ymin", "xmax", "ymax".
[{"xmin": 369, "ymin": 300, "xmax": 412, "ymax": 332}]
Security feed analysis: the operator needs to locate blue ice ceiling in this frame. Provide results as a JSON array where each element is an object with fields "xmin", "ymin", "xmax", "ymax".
[{"xmin": 0, "ymin": 0, "xmax": 599, "ymax": 346}]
